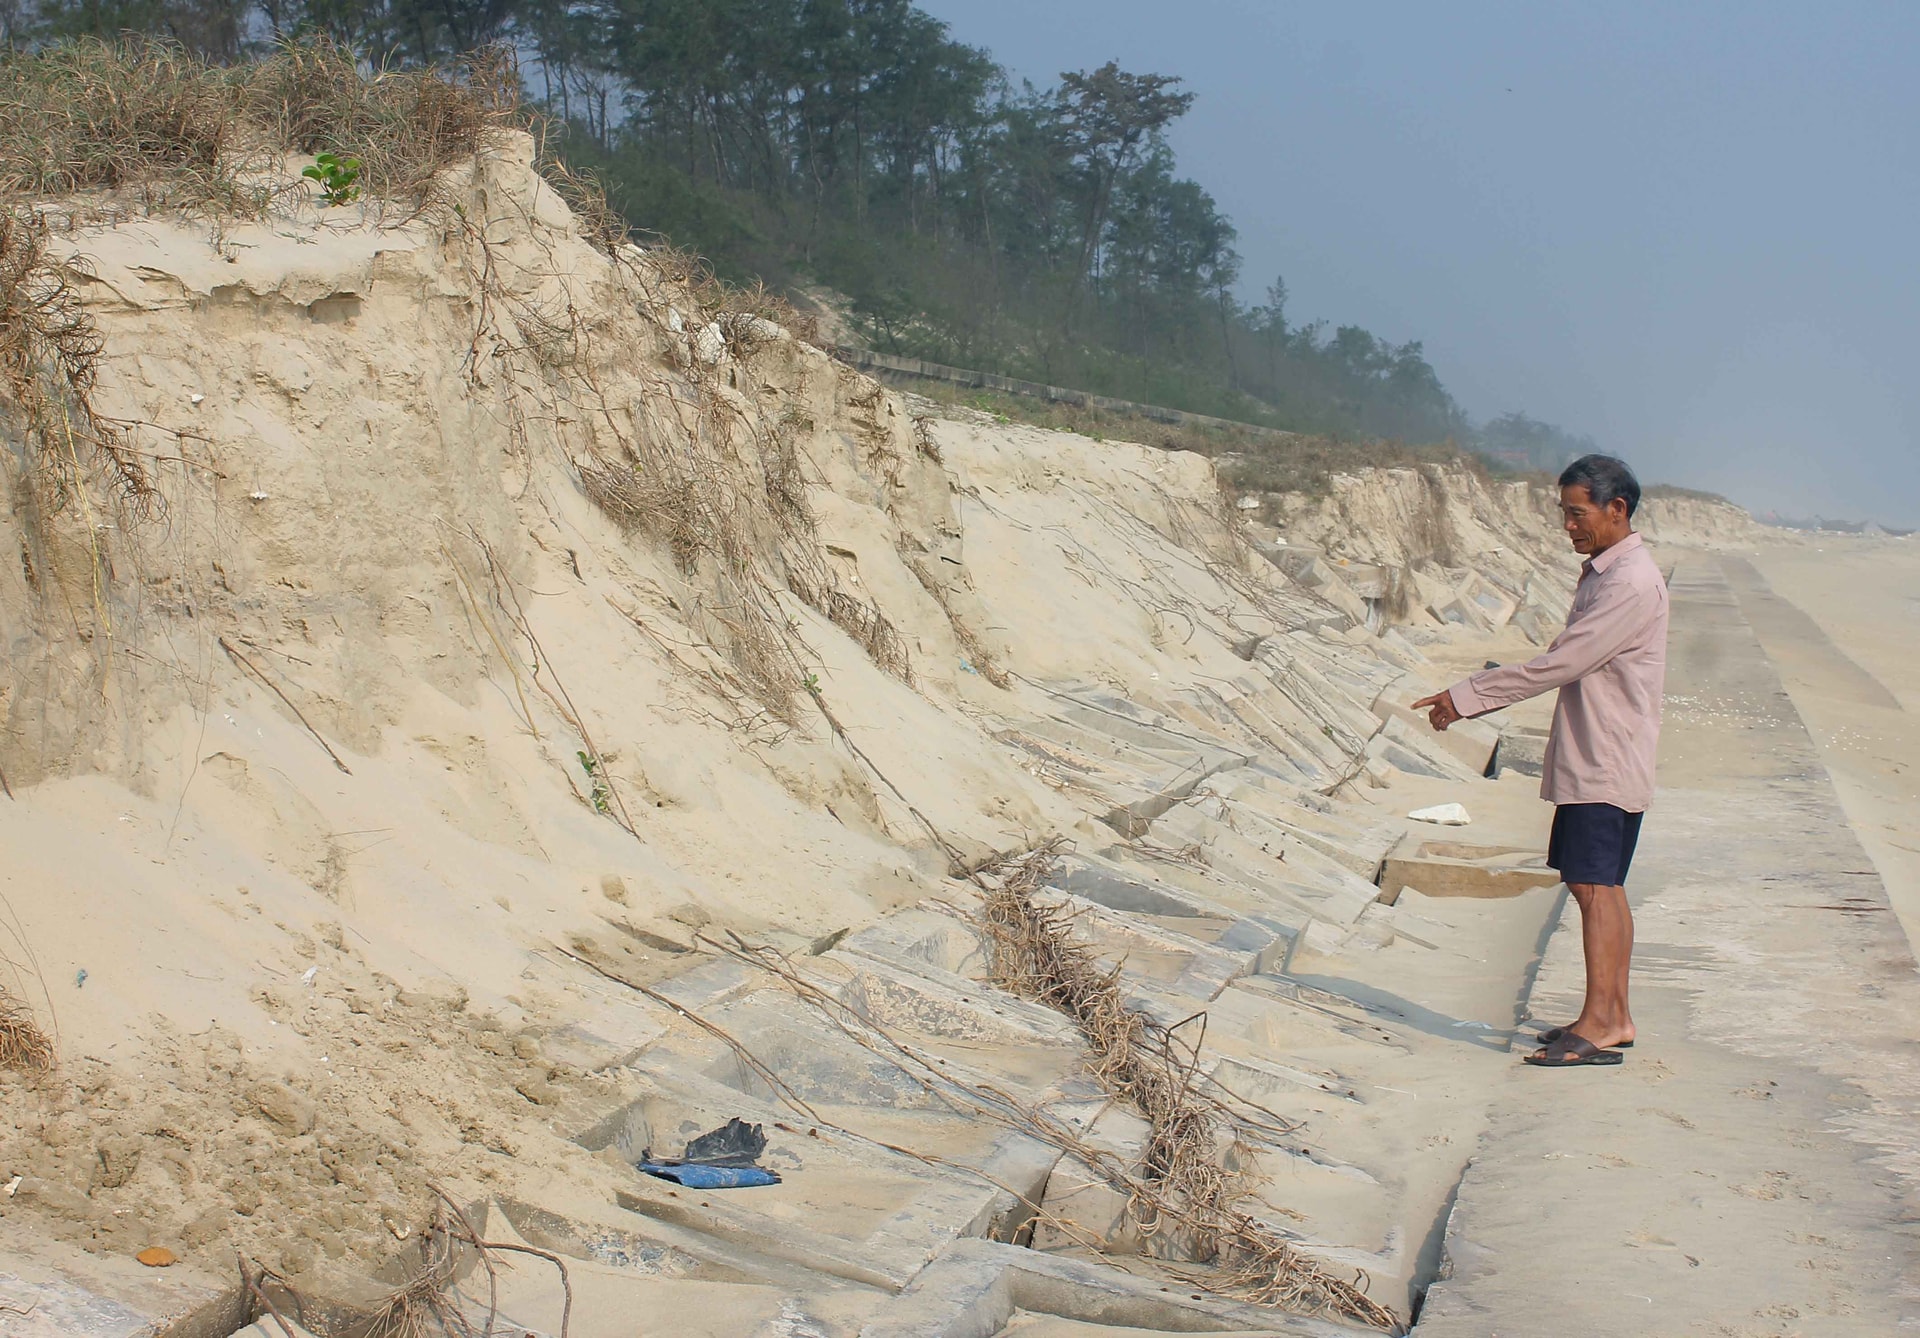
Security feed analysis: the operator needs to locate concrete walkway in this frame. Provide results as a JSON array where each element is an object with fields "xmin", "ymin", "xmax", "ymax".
[{"xmin": 1416, "ymin": 557, "xmax": 1920, "ymax": 1337}]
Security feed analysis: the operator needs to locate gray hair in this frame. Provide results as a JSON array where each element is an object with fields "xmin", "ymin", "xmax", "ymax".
[{"xmin": 1558, "ymin": 454, "xmax": 1641, "ymax": 518}]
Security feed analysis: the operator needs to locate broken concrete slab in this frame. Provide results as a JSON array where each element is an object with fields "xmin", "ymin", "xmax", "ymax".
[
  {"xmin": 1488, "ymin": 724, "xmax": 1548, "ymax": 778},
  {"xmin": 1195, "ymin": 774, "xmax": 1400, "ymax": 880},
  {"xmin": 1364, "ymin": 716, "xmax": 1483, "ymax": 782},
  {"xmin": 1374, "ymin": 836, "xmax": 1560, "ymax": 905},
  {"xmin": 0, "ymin": 1255, "xmax": 242, "ymax": 1338},
  {"xmin": 857, "ymin": 1238, "xmax": 1344, "ymax": 1338},
  {"xmin": 1255, "ymin": 543, "xmax": 1371, "ymax": 628},
  {"xmin": 458, "ymin": 1205, "xmax": 882, "ymax": 1338},
  {"xmin": 1369, "ymin": 682, "xmax": 1498, "ymax": 776},
  {"xmin": 580, "ymin": 1069, "xmax": 1012, "ymax": 1290},
  {"xmin": 1175, "ymin": 795, "xmax": 1392, "ymax": 909}
]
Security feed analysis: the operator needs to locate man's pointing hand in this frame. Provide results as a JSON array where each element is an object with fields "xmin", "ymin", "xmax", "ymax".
[{"xmin": 1411, "ymin": 690, "xmax": 1462, "ymax": 732}]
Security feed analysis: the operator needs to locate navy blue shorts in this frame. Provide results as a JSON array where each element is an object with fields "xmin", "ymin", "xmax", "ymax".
[{"xmin": 1548, "ymin": 803, "xmax": 1645, "ymax": 887}]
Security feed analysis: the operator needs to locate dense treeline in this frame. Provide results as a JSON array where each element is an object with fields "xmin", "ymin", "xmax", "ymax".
[
  {"xmin": 1478, "ymin": 412, "xmax": 1600, "ymax": 473},
  {"xmin": 10, "ymin": 0, "xmax": 1590, "ymax": 452}
]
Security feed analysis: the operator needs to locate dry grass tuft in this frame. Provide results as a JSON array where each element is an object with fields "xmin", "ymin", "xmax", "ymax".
[
  {"xmin": 0, "ymin": 36, "xmax": 517, "ymax": 213},
  {"xmin": 540, "ymin": 155, "xmax": 628, "ymax": 255},
  {"xmin": 578, "ymin": 421, "xmax": 816, "ymax": 723},
  {"xmin": 572, "ymin": 241, "xmax": 909, "ymax": 721},
  {"xmin": 787, "ymin": 559, "xmax": 912, "ymax": 680},
  {"xmin": 0, "ymin": 985, "xmax": 53, "ymax": 1073},
  {"xmin": 635, "ymin": 238, "xmax": 822, "ymax": 349},
  {"xmin": 978, "ymin": 844, "xmax": 1401, "ymax": 1331},
  {"xmin": 910, "ymin": 412, "xmax": 943, "ymax": 463}
]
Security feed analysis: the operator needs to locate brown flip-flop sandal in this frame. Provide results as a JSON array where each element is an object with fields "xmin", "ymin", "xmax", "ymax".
[
  {"xmin": 1524, "ymin": 1031, "xmax": 1624, "ymax": 1067},
  {"xmin": 1537, "ymin": 1025, "xmax": 1633, "ymax": 1049}
]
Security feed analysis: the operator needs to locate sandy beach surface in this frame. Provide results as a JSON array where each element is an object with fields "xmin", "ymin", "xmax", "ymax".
[{"xmin": 1743, "ymin": 535, "xmax": 1920, "ymax": 956}]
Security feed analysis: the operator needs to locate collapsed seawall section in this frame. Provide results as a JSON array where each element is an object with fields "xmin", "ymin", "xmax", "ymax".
[{"xmin": 0, "ymin": 123, "xmax": 1756, "ymax": 1336}]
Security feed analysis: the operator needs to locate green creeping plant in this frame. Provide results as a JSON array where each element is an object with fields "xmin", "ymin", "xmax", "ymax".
[
  {"xmin": 303, "ymin": 153, "xmax": 362, "ymax": 207},
  {"xmin": 577, "ymin": 750, "xmax": 611, "ymax": 814}
]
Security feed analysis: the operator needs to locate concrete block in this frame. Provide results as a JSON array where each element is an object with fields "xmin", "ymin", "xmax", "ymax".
[
  {"xmin": 838, "ymin": 906, "xmax": 990, "ymax": 980},
  {"xmin": 495, "ymin": 1192, "xmax": 864, "ymax": 1293},
  {"xmin": 857, "ymin": 1238, "xmax": 1327, "ymax": 1338},
  {"xmin": 1048, "ymin": 703, "xmax": 1250, "ymax": 772},
  {"xmin": 1207, "ymin": 1049, "xmax": 1366, "ymax": 1108},
  {"xmin": 1199, "ymin": 771, "xmax": 1400, "ymax": 878},
  {"xmin": 1371, "ymin": 680, "xmax": 1499, "ymax": 775},
  {"xmin": 1256, "ymin": 543, "xmax": 1371, "ymax": 625},
  {"xmin": 1370, "ymin": 715, "xmax": 1482, "ymax": 781},
  {"xmin": 0, "ymin": 1260, "xmax": 242, "ymax": 1338},
  {"xmin": 996, "ymin": 721, "xmax": 1228, "ymax": 836},
  {"xmin": 1049, "ymin": 852, "xmax": 1223, "ymax": 919},
  {"xmin": 581, "ymin": 1070, "xmax": 1010, "ymax": 1290},
  {"xmin": 1180, "ymin": 793, "xmax": 1393, "ymax": 905},
  {"xmin": 1492, "ymin": 724, "xmax": 1549, "ymax": 778},
  {"xmin": 1376, "ymin": 835, "xmax": 1560, "ymax": 904},
  {"xmin": 1034, "ymin": 891, "xmax": 1256, "ymax": 1002},
  {"xmin": 1366, "ymin": 732, "xmax": 1444, "ymax": 779},
  {"xmin": 834, "ymin": 953, "xmax": 1079, "ymax": 1052},
  {"xmin": 1148, "ymin": 800, "xmax": 1377, "ymax": 920},
  {"xmin": 651, "ymin": 956, "xmax": 761, "ymax": 1015}
]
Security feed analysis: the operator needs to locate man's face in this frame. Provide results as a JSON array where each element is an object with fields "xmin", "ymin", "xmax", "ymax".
[{"xmin": 1560, "ymin": 484, "xmax": 1628, "ymax": 556}]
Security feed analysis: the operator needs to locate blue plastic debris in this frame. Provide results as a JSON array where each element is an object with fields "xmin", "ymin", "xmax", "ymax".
[
  {"xmin": 637, "ymin": 1116, "xmax": 781, "ymax": 1189},
  {"xmin": 638, "ymin": 1162, "xmax": 780, "ymax": 1189}
]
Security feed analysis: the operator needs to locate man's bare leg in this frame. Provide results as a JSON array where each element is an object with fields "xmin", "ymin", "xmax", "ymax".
[{"xmin": 1536, "ymin": 881, "xmax": 1636, "ymax": 1054}]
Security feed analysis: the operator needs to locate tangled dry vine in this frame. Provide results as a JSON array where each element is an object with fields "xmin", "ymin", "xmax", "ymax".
[{"xmin": 977, "ymin": 843, "xmax": 1401, "ymax": 1331}]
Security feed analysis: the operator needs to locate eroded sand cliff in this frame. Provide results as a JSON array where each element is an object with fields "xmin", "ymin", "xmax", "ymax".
[{"xmin": 0, "ymin": 133, "xmax": 1759, "ymax": 1336}]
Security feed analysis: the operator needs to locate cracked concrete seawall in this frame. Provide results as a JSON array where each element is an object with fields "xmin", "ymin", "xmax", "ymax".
[{"xmin": 0, "ymin": 130, "xmax": 1788, "ymax": 1337}]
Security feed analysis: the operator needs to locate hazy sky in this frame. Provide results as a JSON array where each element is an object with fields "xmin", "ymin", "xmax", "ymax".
[{"xmin": 917, "ymin": 1, "xmax": 1920, "ymax": 525}]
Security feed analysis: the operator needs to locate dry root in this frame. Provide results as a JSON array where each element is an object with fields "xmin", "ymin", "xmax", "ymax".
[
  {"xmin": 977, "ymin": 843, "xmax": 1402, "ymax": 1332},
  {"xmin": 0, "ymin": 206, "xmax": 149, "ymax": 519},
  {"xmin": 242, "ymin": 1185, "xmax": 572, "ymax": 1338}
]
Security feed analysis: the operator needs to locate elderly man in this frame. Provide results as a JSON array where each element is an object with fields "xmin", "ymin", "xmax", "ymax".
[{"xmin": 1413, "ymin": 454, "xmax": 1669, "ymax": 1069}]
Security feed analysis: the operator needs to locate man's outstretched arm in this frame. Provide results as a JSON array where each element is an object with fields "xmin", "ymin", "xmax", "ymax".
[{"xmin": 1412, "ymin": 578, "xmax": 1659, "ymax": 731}]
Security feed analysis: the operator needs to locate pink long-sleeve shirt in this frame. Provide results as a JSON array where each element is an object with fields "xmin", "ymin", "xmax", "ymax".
[{"xmin": 1447, "ymin": 531, "xmax": 1669, "ymax": 813}]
